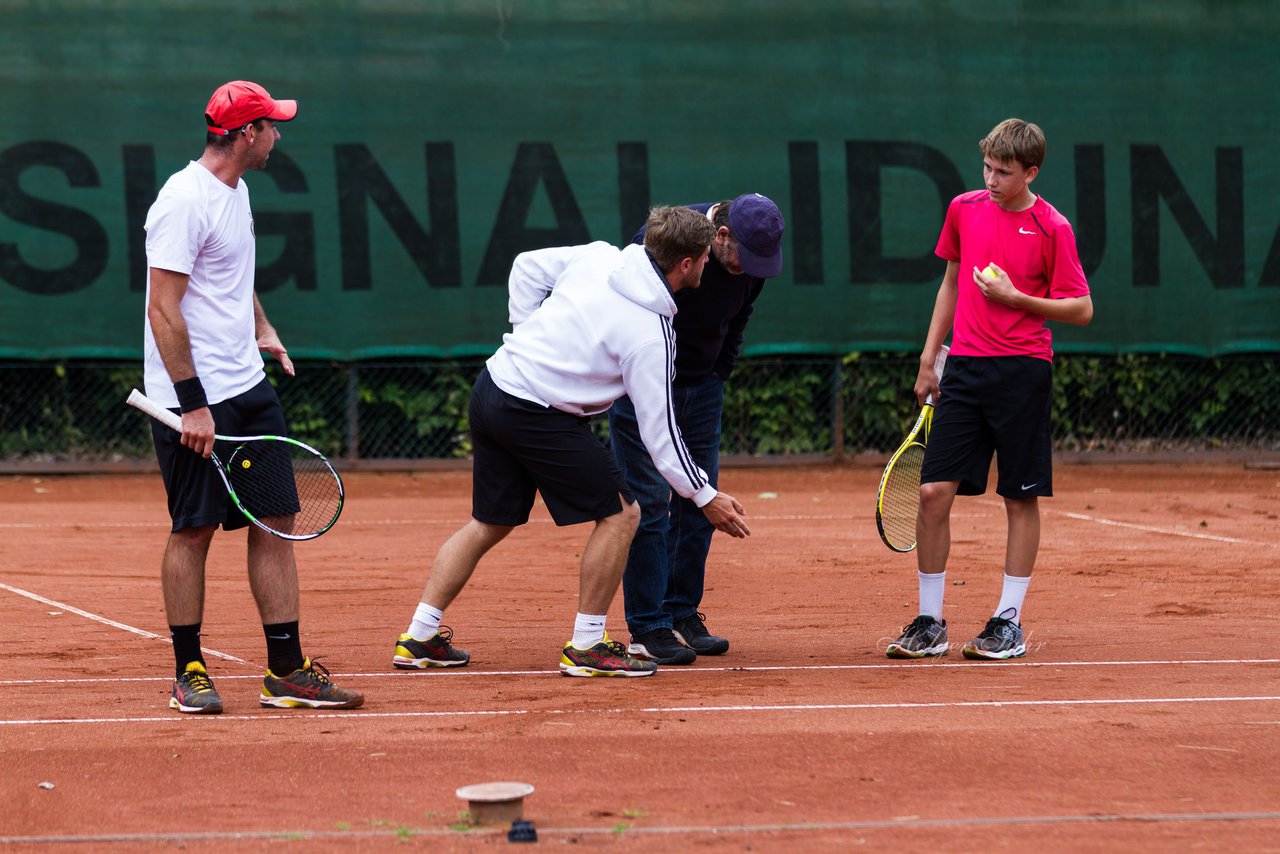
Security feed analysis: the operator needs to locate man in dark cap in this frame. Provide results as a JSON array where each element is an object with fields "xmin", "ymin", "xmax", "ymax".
[{"xmin": 612, "ymin": 194, "xmax": 785, "ymax": 665}]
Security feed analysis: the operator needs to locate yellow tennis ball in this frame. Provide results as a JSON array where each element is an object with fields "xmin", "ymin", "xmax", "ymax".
[
  {"xmin": 241, "ymin": 460, "xmax": 251, "ymax": 469},
  {"xmin": 982, "ymin": 264, "xmax": 998, "ymax": 280}
]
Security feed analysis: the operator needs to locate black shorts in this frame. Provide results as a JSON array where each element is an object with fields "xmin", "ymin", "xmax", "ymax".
[
  {"xmin": 921, "ymin": 356, "xmax": 1053, "ymax": 499},
  {"xmin": 152, "ymin": 377, "xmax": 286, "ymax": 532},
  {"xmin": 469, "ymin": 368, "xmax": 632, "ymax": 527}
]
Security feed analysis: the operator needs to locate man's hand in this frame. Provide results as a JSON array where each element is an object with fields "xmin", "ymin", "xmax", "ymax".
[
  {"xmin": 181, "ymin": 407, "xmax": 217, "ymax": 458},
  {"xmin": 701, "ymin": 491, "xmax": 751, "ymax": 538},
  {"xmin": 257, "ymin": 332, "xmax": 295, "ymax": 377}
]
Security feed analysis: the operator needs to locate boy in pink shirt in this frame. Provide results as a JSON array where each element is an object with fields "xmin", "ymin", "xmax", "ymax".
[{"xmin": 887, "ymin": 119, "xmax": 1094, "ymax": 661}]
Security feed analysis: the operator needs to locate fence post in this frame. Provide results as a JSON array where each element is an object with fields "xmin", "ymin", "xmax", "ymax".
[
  {"xmin": 831, "ymin": 355, "xmax": 845, "ymax": 462},
  {"xmin": 345, "ymin": 364, "xmax": 360, "ymax": 464}
]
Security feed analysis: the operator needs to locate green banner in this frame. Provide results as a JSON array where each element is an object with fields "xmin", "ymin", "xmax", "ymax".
[{"xmin": 2, "ymin": 1, "xmax": 1279, "ymax": 359}]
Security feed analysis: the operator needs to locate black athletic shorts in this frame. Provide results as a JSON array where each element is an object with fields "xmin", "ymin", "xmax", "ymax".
[
  {"xmin": 921, "ymin": 355, "xmax": 1053, "ymax": 499},
  {"xmin": 151, "ymin": 377, "xmax": 287, "ymax": 532},
  {"xmin": 469, "ymin": 368, "xmax": 633, "ymax": 527}
]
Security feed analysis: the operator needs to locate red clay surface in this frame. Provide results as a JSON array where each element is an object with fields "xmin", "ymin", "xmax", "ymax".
[{"xmin": 2, "ymin": 463, "xmax": 1279, "ymax": 852}]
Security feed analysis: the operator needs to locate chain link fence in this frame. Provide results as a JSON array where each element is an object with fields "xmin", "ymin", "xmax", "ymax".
[{"xmin": 2, "ymin": 354, "xmax": 1278, "ymax": 471}]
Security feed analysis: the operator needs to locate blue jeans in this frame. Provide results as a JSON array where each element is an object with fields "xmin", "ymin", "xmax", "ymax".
[{"xmin": 609, "ymin": 376, "xmax": 724, "ymax": 635}]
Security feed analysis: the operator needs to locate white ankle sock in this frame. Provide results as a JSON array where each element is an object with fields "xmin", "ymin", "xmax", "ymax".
[
  {"xmin": 918, "ymin": 571, "xmax": 946, "ymax": 620},
  {"xmin": 571, "ymin": 613, "xmax": 607, "ymax": 648},
  {"xmin": 408, "ymin": 602, "xmax": 444, "ymax": 639},
  {"xmin": 994, "ymin": 574, "xmax": 1031, "ymax": 624}
]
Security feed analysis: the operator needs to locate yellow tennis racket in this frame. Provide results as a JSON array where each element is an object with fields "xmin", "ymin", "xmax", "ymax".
[{"xmin": 875, "ymin": 346, "xmax": 948, "ymax": 552}]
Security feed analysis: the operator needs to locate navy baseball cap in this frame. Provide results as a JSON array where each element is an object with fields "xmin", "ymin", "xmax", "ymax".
[{"xmin": 728, "ymin": 193, "xmax": 784, "ymax": 278}]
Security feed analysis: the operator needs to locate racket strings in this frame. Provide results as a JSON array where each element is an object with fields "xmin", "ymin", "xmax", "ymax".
[
  {"xmin": 226, "ymin": 440, "xmax": 342, "ymax": 538},
  {"xmin": 879, "ymin": 443, "xmax": 924, "ymax": 549}
]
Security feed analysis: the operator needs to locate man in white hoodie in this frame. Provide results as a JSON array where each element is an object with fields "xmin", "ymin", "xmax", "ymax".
[{"xmin": 392, "ymin": 206, "xmax": 751, "ymax": 676}]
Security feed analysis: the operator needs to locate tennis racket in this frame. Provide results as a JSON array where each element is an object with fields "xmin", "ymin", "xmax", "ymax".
[
  {"xmin": 875, "ymin": 346, "xmax": 948, "ymax": 552},
  {"xmin": 127, "ymin": 388, "xmax": 344, "ymax": 541}
]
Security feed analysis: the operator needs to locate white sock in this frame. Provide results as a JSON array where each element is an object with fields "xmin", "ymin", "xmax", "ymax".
[
  {"xmin": 571, "ymin": 613, "xmax": 607, "ymax": 648},
  {"xmin": 408, "ymin": 602, "xmax": 444, "ymax": 640},
  {"xmin": 994, "ymin": 574, "xmax": 1031, "ymax": 624},
  {"xmin": 918, "ymin": 571, "xmax": 946, "ymax": 620}
]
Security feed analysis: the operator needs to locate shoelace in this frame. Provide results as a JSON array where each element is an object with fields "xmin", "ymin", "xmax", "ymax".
[
  {"xmin": 184, "ymin": 671, "xmax": 215, "ymax": 693},
  {"xmin": 301, "ymin": 658, "xmax": 333, "ymax": 684},
  {"xmin": 437, "ymin": 626, "xmax": 455, "ymax": 644},
  {"xmin": 905, "ymin": 614, "xmax": 937, "ymax": 635},
  {"xmin": 603, "ymin": 639, "xmax": 630, "ymax": 656}
]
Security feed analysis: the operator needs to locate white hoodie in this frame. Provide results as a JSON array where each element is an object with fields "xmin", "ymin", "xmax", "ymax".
[{"xmin": 486, "ymin": 241, "xmax": 716, "ymax": 508}]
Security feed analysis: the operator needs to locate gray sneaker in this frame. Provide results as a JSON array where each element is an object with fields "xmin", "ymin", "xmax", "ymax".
[
  {"xmin": 886, "ymin": 615, "xmax": 949, "ymax": 658},
  {"xmin": 962, "ymin": 611, "xmax": 1026, "ymax": 660}
]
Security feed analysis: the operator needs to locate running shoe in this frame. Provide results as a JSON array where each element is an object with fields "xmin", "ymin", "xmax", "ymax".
[
  {"xmin": 962, "ymin": 611, "xmax": 1027, "ymax": 661},
  {"xmin": 672, "ymin": 611, "xmax": 730, "ymax": 655},
  {"xmin": 559, "ymin": 634, "xmax": 657, "ymax": 677},
  {"xmin": 393, "ymin": 626, "xmax": 470, "ymax": 669},
  {"xmin": 260, "ymin": 658, "xmax": 365, "ymax": 709},
  {"xmin": 627, "ymin": 627, "xmax": 697, "ymax": 665},
  {"xmin": 886, "ymin": 615, "xmax": 950, "ymax": 659},
  {"xmin": 170, "ymin": 660, "xmax": 223, "ymax": 714}
]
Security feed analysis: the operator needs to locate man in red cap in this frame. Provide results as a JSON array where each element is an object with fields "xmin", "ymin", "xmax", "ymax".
[{"xmin": 141, "ymin": 81, "xmax": 363, "ymax": 713}]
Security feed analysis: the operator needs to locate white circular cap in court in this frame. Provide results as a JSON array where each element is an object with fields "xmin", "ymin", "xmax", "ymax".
[{"xmin": 456, "ymin": 781, "xmax": 535, "ymax": 802}]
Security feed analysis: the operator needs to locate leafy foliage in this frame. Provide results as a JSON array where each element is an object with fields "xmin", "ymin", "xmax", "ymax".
[{"xmin": 1, "ymin": 353, "xmax": 1277, "ymax": 464}]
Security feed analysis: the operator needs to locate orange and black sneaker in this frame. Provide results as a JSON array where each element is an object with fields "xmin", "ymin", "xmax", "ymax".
[
  {"xmin": 559, "ymin": 633, "xmax": 657, "ymax": 677},
  {"xmin": 393, "ymin": 626, "xmax": 470, "ymax": 669},
  {"xmin": 170, "ymin": 660, "xmax": 223, "ymax": 714},
  {"xmin": 260, "ymin": 658, "xmax": 364, "ymax": 709}
]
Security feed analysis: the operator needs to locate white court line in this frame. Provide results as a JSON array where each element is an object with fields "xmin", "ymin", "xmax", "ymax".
[
  {"xmin": 0, "ymin": 582, "xmax": 247, "ymax": 664},
  {"xmin": 3, "ymin": 810, "xmax": 1279, "ymax": 844},
  {"xmin": 0, "ymin": 513, "xmax": 852, "ymax": 530},
  {"xmin": 1059, "ymin": 510, "xmax": 1264, "ymax": 545},
  {"xmin": 4, "ymin": 694, "xmax": 1280, "ymax": 726},
  {"xmin": 3, "ymin": 657, "xmax": 1278, "ymax": 686},
  {"xmin": 975, "ymin": 498, "xmax": 1273, "ymax": 546}
]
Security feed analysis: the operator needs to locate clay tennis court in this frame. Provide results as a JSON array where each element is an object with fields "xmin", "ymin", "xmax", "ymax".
[{"xmin": 2, "ymin": 462, "xmax": 1278, "ymax": 851}]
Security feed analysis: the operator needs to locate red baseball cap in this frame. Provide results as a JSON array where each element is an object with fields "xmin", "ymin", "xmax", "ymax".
[{"xmin": 205, "ymin": 81, "xmax": 297, "ymax": 136}]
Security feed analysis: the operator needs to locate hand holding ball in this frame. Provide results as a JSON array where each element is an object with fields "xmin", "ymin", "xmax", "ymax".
[{"xmin": 981, "ymin": 264, "xmax": 998, "ymax": 280}]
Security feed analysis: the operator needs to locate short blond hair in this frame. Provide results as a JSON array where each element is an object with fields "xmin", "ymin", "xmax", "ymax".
[
  {"xmin": 643, "ymin": 206, "xmax": 716, "ymax": 273},
  {"xmin": 979, "ymin": 118, "xmax": 1045, "ymax": 170}
]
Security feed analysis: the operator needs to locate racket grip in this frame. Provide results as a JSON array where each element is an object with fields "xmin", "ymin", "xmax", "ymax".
[{"xmin": 126, "ymin": 388, "xmax": 184, "ymax": 432}]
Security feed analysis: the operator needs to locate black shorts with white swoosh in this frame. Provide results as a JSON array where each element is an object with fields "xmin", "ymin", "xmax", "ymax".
[{"xmin": 920, "ymin": 355, "xmax": 1053, "ymax": 499}]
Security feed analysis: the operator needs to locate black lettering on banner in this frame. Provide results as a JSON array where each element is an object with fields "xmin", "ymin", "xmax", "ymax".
[
  {"xmin": 123, "ymin": 144, "xmax": 156, "ymax": 292},
  {"xmin": 335, "ymin": 143, "xmax": 461, "ymax": 291},
  {"xmin": 1072, "ymin": 144, "xmax": 1106, "ymax": 277},
  {"xmin": 1259, "ymin": 222, "xmax": 1280, "ymax": 287},
  {"xmin": 617, "ymin": 142, "xmax": 650, "ymax": 244},
  {"xmin": 255, "ymin": 150, "xmax": 315, "ymax": 293},
  {"xmin": 788, "ymin": 141, "xmax": 822, "ymax": 284},
  {"xmin": 1131, "ymin": 145, "xmax": 1244, "ymax": 288},
  {"xmin": 0, "ymin": 141, "xmax": 108, "ymax": 295},
  {"xmin": 846, "ymin": 141, "xmax": 963, "ymax": 284},
  {"xmin": 476, "ymin": 143, "xmax": 591, "ymax": 286}
]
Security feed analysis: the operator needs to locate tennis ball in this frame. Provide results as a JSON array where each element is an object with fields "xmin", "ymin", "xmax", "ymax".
[
  {"xmin": 241, "ymin": 460, "xmax": 251, "ymax": 469},
  {"xmin": 981, "ymin": 265, "xmax": 998, "ymax": 280}
]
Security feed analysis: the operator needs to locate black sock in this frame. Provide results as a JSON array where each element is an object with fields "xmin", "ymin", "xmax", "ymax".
[
  {"xmin": 264, "ymin": 621, "xmax": 304, "ymax": 675},
  {"xmin": 170, "ymin": 624, "xmax": 204, "ymax": 679}
]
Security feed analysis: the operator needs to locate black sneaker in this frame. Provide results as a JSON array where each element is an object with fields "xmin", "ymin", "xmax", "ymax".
[
  {"xmin": 627, "ymin": 627, "xmax": 696, "ymax": 665},
  {"xmin": 170, "ymin": 660, "xmax": 223, "ymax": 714},
  {"xmin": 672, "ymin": 612, "xmax": 729, "ymax": 656},
  {"xmin": 393, "ymin": 626, "xmax": 470, "ymax": 669},
  {"xmin": 886, "ymin": 615, "xmax": 949, "ymax": 659},
  {"xmin": 260, "ymin": 658, "xmax": 365, "ymax": 709},
  {"xmin": 962, "ymin": 610, "xmax": 1026, "ymax": 660}
]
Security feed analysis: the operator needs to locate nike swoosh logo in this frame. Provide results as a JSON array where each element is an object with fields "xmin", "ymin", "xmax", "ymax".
[
  {"xmin": 268, "ymin": 634, "xmax": 292, "ymax": 640},
  {"xmin": 1020, "ymin": 483, "xmax": 1038, "ymax": 490},
  {"xmin": 1019, "ymin": 227, "xmax": 1037, "ymax": 235}
]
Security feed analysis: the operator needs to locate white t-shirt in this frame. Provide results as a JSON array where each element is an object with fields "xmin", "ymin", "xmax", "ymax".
[{"xmin": 142, "ymin": 161, "xmax": 265, "ymax": 407}]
